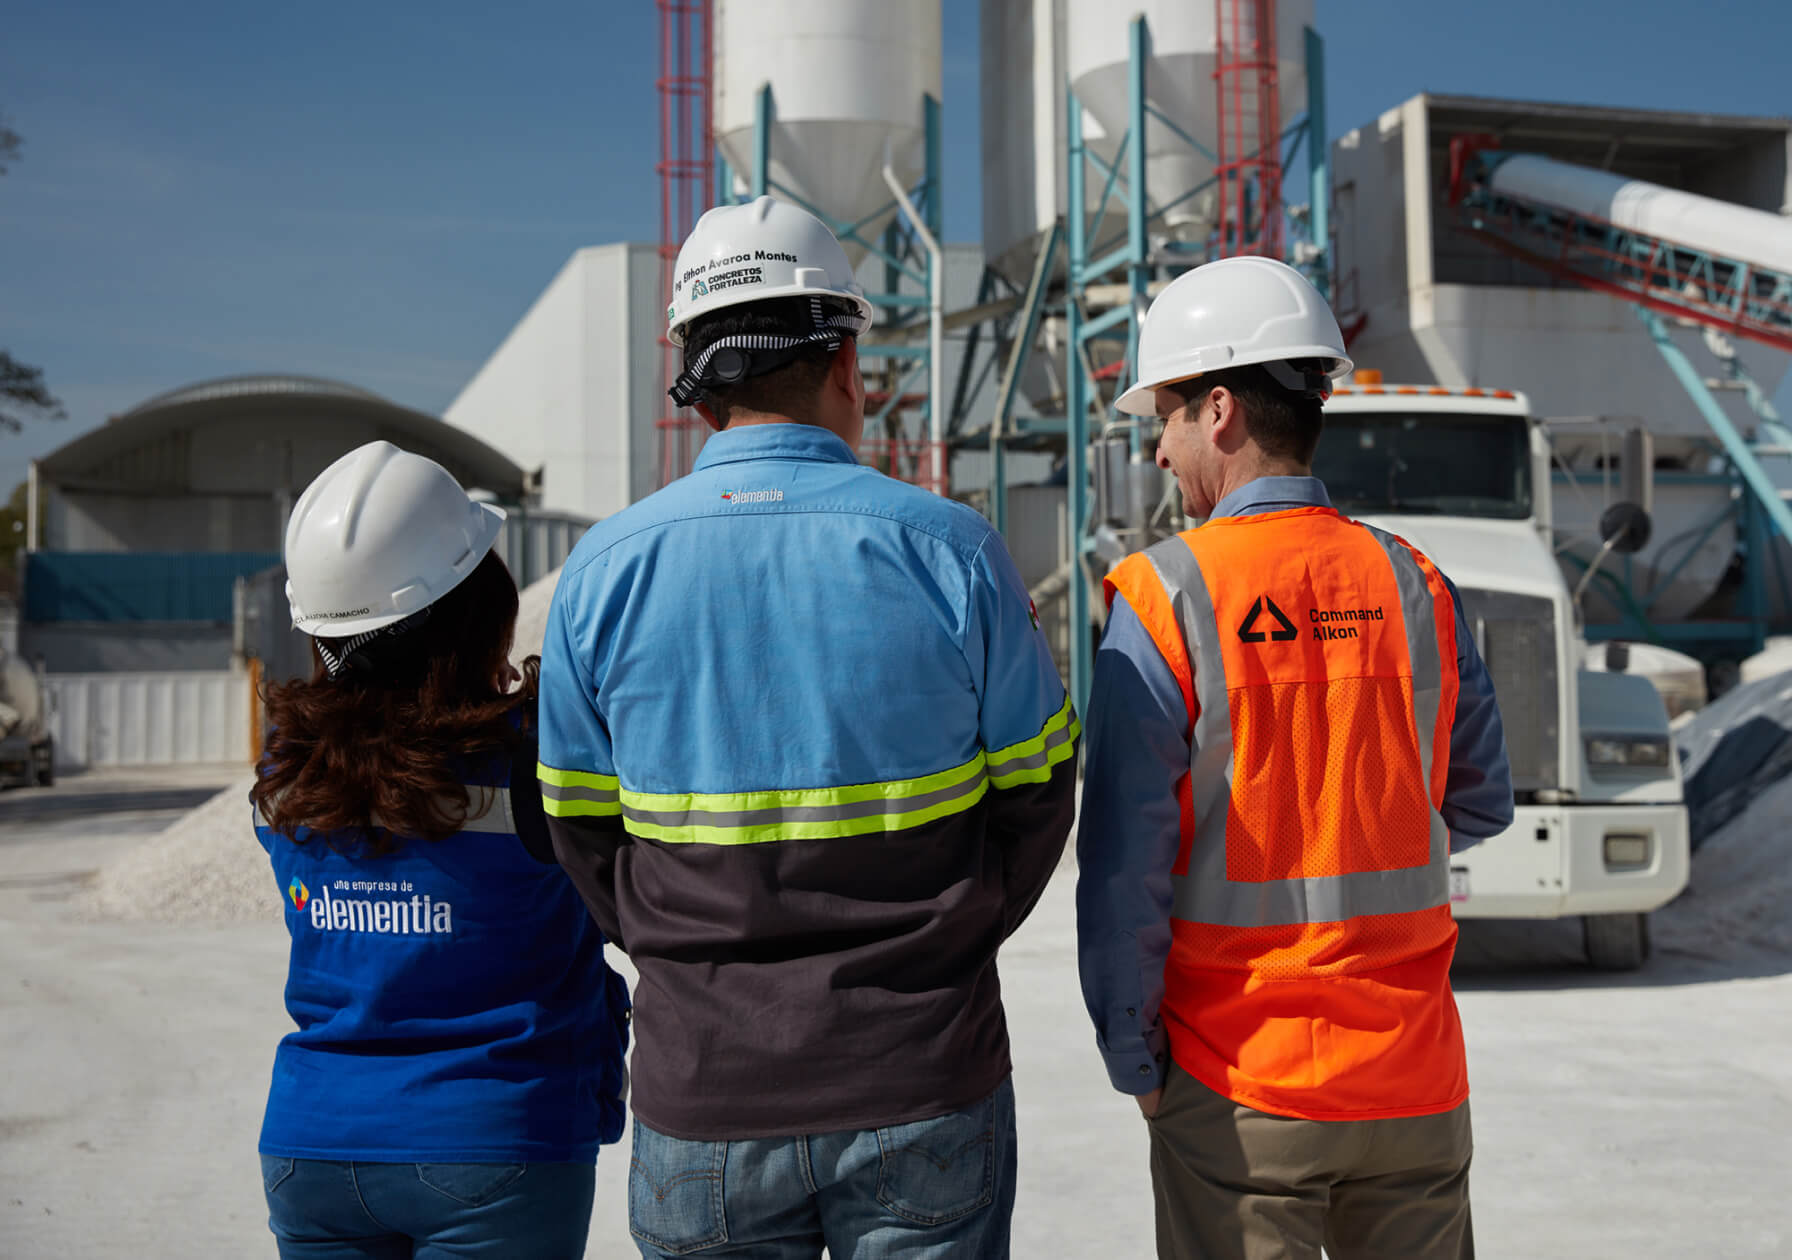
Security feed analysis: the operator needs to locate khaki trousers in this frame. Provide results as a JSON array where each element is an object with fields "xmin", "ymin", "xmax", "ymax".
[{"xmin": 1146, "ymin": 1064, "xmax": 1473, "ymax": 1260}]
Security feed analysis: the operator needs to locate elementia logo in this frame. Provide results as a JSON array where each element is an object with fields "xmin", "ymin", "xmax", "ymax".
[
  {"xmin": 720, "ymin": 488, "xmax": 784, "ymax": 504},
  {"xmin": 288, "ymin": 878, "xmax": 309, "ymax": 911}
]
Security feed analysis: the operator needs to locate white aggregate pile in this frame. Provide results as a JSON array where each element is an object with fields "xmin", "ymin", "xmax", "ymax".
[
  {"xmin": 1653, "ymin": 774, "xmax": 1792, "ymax": 963},
  {"xmin": 83, "ymin": 775, "xmax": 279, "ymax": 926},
  {"xmin": 512, "ymin": 566, "xmax": 562, "ymax": 666}
]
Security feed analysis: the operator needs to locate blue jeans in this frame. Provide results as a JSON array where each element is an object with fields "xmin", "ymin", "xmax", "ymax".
[
  {"xmin": 628, "ymin": 1077, "xmax": 1017, "ymax": 1259},
  {"xmin": 260, "ymin": 1156, "xmax": 595, "ymax": 1258}
]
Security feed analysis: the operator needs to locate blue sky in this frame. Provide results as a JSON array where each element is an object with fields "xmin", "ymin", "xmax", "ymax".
[{"xmin": 2, "ymin": 0, "xmax": 1788, "ymax": 494}]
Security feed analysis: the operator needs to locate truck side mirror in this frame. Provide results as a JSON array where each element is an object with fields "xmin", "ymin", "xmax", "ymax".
[
  {"xmin": 1598, "ymin": 501, "xmax": 1652, "ymax": 555},
  {"xmin": 1573, "ymin": 501, "xmax": 1654, "ymax": 616}
]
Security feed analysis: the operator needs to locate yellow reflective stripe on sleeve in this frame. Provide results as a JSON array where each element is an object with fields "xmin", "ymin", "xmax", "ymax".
[
  {"xmin": 538, "ymin": 761, "xmax": 622, "ymax": 818},
  {"xmin": 985, "ymin": 696, "xmax": 1080, "ymax": 789},
  {"xmin": 618, "ymin": 753, "xmax": 989, "ymax": 845}
]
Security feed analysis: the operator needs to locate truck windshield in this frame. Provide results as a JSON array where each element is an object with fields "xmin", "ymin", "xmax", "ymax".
[{"xmin": 1313, "ymin": 411, "xmax": 1532, "ymax": 519}]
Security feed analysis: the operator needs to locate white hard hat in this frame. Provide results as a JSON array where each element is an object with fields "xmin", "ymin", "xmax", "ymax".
[
  {"xmin": 284, "ymin": 441, "xmax": 505, "ymax": 638},
  {"xmin": 1114, "ymin": 256, "xmax": 1353, "ymax": 417},
  {"xmin": 666, "ymin": 195, "xmax": 874, "ymax": 347}
]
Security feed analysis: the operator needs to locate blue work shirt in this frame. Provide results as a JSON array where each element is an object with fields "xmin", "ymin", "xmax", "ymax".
[
  {"xmin": 1075, "ymin": 475, "xmax": 1514, "ymax": 1095},
  {"xmin": 537, "ymin": 422, "xmax": 1078, "ymax": 1140}
]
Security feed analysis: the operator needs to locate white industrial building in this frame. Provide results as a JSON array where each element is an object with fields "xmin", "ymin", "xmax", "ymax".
[
  {"xmin": 445, "ymin": 244, "xmax": 668, "ymax": 519},
  {"xmin": 1329, "ymin": 94, "xmax": 1790, "ymax": 626}
]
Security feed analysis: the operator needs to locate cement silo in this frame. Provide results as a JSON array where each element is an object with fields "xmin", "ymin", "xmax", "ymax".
[
  {"xmin": 1066, "ymin": 0, "xmax": 1313, "ymax": 243},
  {"xmin": 980, "ymin": 0, "xmax": 1315, "ymax": 283},
  {"xmin": 714, "ymin": 0, "xmax": 942, "ymax": 263}
]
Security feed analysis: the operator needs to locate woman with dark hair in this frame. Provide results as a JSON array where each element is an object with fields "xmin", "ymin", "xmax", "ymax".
[{"xmin": 251, "ymin": 441, "xmax": 629, "ymax": 1259}]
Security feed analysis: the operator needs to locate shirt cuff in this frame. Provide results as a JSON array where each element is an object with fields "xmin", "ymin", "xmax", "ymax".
[{"xmin": 1099, "ymin": 1026, "xmax": 1170, "ymax": 1095}]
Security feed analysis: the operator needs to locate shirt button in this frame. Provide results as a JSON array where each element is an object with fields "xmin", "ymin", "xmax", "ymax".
[
  {"xmin": 1138, "ymin": 1065, "xmax": 1152, "ymax": 1076},
  {"xmin": 1126, "ymin": 1007, "xmax": 1137, "ymax": 1017}
]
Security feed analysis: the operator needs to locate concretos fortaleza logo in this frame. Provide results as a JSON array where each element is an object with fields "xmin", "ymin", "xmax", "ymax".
[
  {"xmin": 719, "ymin": 488, "xmax": 785, "ymax": 504},
  {"xmin": 690, "ymin": 278, "xmax": 710, "ymax": 300},
  {"xmin": 287, "ymin": 878, "xmax": 309, "ymax": 911}
]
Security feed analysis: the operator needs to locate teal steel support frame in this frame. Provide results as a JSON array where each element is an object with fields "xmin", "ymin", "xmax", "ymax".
[
  {"xmin": 1636, "ymin": 306, "xmax": 1791, "ymax": 540},
  {"xmin": 740, "ymin": 87, "xmax": 944, "ymax": 494},
  {"xmin": 1305, "ymin": 27, "xmax": 1329, "ymax": 298},
  {"xmin": 751, "ymin": 85, "xmax": 771, "ymax": 198},
  {"xmin": 1067, "ymin": 75, "xmax": 1094, "ymax": 714}
]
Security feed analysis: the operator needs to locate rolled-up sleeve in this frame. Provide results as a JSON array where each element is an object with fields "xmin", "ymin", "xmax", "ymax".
[
  {"xmin": 1075, "ymin": 598, "xmax": 1186, "ymax": 1096},
  {"xmin": 1441, "ymin": 579, "xmax": 1515, "ymax": 851}
]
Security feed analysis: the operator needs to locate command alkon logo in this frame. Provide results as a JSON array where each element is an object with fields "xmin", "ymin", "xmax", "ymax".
[{"xmin": 1237, "ymin": 595, "xmax": 1298, "ymax": 644}]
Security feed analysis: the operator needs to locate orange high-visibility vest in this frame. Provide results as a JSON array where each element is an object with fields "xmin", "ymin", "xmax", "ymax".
[{"xmin": 1105, "ymin": 505, "xmax": 1466, "ymax": 1121}]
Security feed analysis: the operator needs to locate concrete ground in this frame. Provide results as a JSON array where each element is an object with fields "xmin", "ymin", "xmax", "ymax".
[{"xmin": 0, "ymin": 780, "xmax": 1787, "ymax": 1258}]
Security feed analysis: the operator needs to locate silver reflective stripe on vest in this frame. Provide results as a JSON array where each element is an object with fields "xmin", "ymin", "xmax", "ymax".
[
  {"xmin": 1365, "ymin": 526, "xmax": 1453, "ymax": 876},
  {"xmin": 1151, "ymin": 528, "xmax": 1450, "ymax": 929}
]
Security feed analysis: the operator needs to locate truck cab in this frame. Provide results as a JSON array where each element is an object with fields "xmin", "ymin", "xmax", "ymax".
[{"xmin": 1314, "ymin": 384, "xmax": 1689, "ymax": 969}]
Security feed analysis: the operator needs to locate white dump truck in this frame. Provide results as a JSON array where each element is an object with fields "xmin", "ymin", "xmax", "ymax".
[{"xmin": 1314, "ymin": 383, "xmax": 1689, "ymax": 969}]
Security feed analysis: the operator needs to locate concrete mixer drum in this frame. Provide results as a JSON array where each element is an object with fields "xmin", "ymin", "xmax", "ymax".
[{"xmin": 0, "ymin": 653, "xmax": 54, "ymax": 788}]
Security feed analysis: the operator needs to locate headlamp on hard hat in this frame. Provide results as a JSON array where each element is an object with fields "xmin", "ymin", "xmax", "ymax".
[{"xmin": 1261, "ymin": 359, "xmax": 1336, "ymax": 401}]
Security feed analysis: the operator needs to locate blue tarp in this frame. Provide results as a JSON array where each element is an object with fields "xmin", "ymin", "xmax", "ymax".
[{"xmin": 24, "ymin": 552, "xmax": 282, "ymax": 623}]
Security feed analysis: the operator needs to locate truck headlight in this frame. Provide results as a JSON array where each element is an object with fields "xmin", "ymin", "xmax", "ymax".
[{"xmin": 1585, "ymin": 735, "xmax": 1671, "ymax": 768}]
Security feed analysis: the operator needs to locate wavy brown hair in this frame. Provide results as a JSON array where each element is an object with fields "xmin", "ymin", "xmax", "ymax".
[{"xmin": 252, "ymin": 551, "xmax": 536, "ymax": 855}]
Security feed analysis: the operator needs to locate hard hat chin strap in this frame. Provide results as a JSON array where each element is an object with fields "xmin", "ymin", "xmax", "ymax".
[
  {"xmin": 670, "ymin": 296, "xmax": 867, "ymax": 407},
  {"xmin": 316, "ymin": 608, "xmax": 431, "ymax": 680},
  {"xmin": 1260, "ymin": 359, "xmax": 1335, "ymax": 400}
]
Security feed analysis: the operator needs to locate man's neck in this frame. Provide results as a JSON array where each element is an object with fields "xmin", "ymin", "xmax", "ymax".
[
  {"xmin": 1213, "ymin": 456, "xmax": 1312, "ymax": 507},
  {"xmin": 723, "ymin": 410, "xmax": 858, "ymax": 447}
]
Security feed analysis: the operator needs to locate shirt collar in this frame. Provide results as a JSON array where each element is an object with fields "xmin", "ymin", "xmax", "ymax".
[
  {"xmin": 692, "ymin": 423, "xmax": 859, "ymax": 471},
  {"xmin": 1209, "ymin": 475, "xmax": 1333, "ymax": 519}
]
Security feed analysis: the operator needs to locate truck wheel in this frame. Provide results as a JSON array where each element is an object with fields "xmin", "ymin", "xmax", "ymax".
[
  {"xmin": 32, "ymin": 742, "xmax": 53, "ymax": 788},
  {"xmin": 1584, "ymin": 912, "xmax": 1650, "ymax": 971}
]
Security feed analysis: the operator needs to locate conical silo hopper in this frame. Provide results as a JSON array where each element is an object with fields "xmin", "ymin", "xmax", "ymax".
[
  {"xmin": 715, "ymin": 0, "xmax": 942, "ymax": 266},
  {"xmin": 1066, "ymin": 0, "xmax": 1313, "ymax": 244}
]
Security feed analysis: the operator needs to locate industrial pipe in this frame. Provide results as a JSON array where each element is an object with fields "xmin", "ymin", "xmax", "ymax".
[{"xmin": 882, "ymin": 154, "xmax": 945, "ymax": 494}]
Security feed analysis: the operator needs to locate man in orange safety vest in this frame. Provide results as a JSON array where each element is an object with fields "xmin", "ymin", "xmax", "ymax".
[{"xmin": 1076, "ymin": 256, "xmax": 1515, "ymax": 1260}]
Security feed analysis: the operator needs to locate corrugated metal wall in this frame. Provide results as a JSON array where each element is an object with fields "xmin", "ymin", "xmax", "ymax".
[
  {"xmin": 25, "ymin": 552, "xmax": 281, "ymax": 622},
  {"xmin": 494, "ymin": 510, "xmax": 591, "ymax": 589},
  {"xmin": 46, "ymin": 672, "xmax": 250, "ymax": 771}
]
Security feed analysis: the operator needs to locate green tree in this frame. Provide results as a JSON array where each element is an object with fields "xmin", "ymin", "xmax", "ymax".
[
  {"xmin": 0, "ymin": 353, "xmax": 65, "ymax": 433},
  {"xmin": 0, "ymin": 112, "xmax": 19, "ymax": 174},
  {"xmin": 0, "ymin": 112, "xmax": 64, "ymax": 434},
  {"xmin": 0, "ymin": 480, "xmax": 35, "ymax": 595}
]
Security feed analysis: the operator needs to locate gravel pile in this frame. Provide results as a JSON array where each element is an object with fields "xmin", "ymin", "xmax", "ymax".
[
  {"xmin": 83, "ymin": 776, "xmax": 278, "ymax": 926},
  {"xmin": 1653, "ymin": 773, "xmax": 1792, "ymax": 963}
]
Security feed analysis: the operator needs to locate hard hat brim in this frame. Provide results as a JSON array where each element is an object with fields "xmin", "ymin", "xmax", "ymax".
[{"xmin": 1115, "ymin": 348, "xmax": 1355, "ymax": 417}]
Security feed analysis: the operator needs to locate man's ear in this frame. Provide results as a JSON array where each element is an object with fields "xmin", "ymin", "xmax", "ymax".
[
  {"xmin": 694, "ymin": 399, "xmax": 725, "ymax": 433},
  {"xmin": 1207, "ymin": 386, "xmax": 1243, "ymax": 447},
  {"xmin": 829, "ymin": 338, "xmax": 862, "ymax": 406}
]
